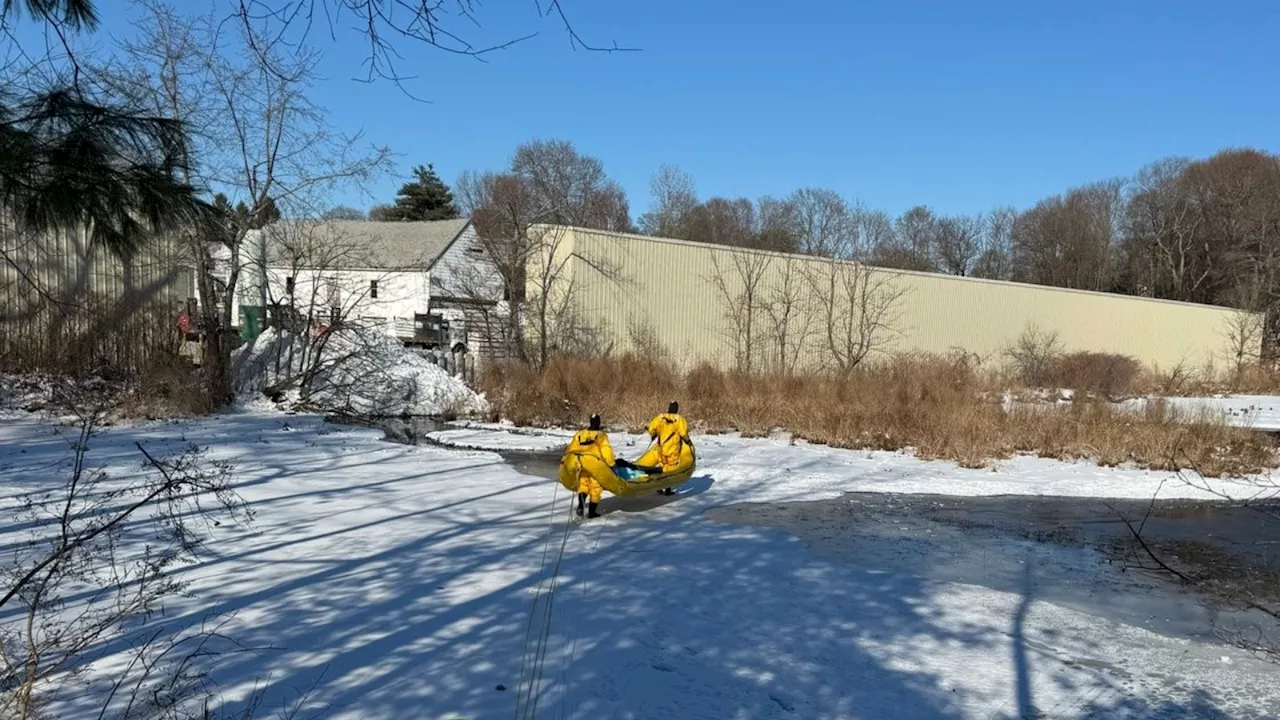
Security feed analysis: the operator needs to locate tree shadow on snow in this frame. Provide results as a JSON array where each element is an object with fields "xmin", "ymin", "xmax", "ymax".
[{"xmin": 36, "ymin": 420, "xmax": 1259, "ymax": 720}]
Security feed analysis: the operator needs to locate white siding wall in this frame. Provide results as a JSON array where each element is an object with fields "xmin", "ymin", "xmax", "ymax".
[
  {"xmin": 255, "ymin": 266, "xmax": 431, "ymax": 338},
  {"xmin": 429, "ymin": 224, "xmax": 512, "ymax": 354},
  {"xmin": 429, "ymin": 224, "xmax": 505, "ymax": 301}
]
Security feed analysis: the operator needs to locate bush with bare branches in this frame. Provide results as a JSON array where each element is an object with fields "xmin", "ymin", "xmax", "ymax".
[
  {"xmin": 1052, "ymin": 352, "xmax": 1142, "ymax": 399},
  {"xmin": 0, "ymin": 381, "xmax": 265, "ymax": 719}
]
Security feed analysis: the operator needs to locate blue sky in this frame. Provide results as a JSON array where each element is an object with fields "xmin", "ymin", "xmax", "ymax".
[{"xmin": 18, "ymin": 0, "xmax": 1280, "ymax": 219}]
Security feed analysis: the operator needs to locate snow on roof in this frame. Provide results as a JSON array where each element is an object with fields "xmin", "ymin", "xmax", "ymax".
[{"xmin": 258, "ymin": 218, "xmax": 471, "ymax": 271}]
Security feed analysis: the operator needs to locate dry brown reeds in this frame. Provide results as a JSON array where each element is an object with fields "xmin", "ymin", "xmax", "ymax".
[{"xmin": 479, "ymin": 353, "xmax": 1278, "ymax": 477}]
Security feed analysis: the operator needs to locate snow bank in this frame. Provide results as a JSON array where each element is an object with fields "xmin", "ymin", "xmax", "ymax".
[{"xmin": 231, "ymin": 327, "xmax": 487, "ymax": 417}]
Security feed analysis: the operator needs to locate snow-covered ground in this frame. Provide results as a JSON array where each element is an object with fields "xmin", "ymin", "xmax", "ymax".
[
  {"xmin": 2, "ymin": 410, "xmax": 1278, "ymax": 719},
  {"xmin": 1002, "ymin": 389, "xmax": 1280, "ymax": 433},
  {"xmin": 1119, "ymin": 394, "xmax": 1280, "ymax": 432}
]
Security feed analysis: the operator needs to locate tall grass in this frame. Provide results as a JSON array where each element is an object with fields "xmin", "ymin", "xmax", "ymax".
[{"xmin": 479, "ymin": 353, "xmax": 1278, "ymax": 477}]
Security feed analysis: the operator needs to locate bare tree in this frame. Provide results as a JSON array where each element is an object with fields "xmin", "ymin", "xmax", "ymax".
[
  {"xmin": 1180, "ymin": 149, "xmax": 1280, "ymax": 322},
  {"xmin": 626, "ymin": 315, "xmax": 668, "ymax": 359},
  {"xmin": 807, "ymin": 261, "xmax": 907, "ymax": 373},
  {"xmin": 455, "ymin": 170, "xmax": 543, "ymax": 359},
  {"xmin": 523, "ymin": 224, "xmax": 621, "ymax": 365},
  {"xmin": 852, "ymin": 205, "xmax": 894, "ymax": 261},
  {"xmin": 638, "ymin": 164, "xmax": 698, "ymax": 238},
  {"xmin": 755, "ymin": 195, "xmax": 799, "ymax": 253},
  {"xmin": 972, "ymin": 206, "xmax": 1016, "ymax": 281},
  {"xmin": 762, "ymin": 255, "xmax": 816, "ymax": 373},
  {"xmin": 455, "ymin": 169, "xmax": 622, "ymax": 367},
  {"xmin": 102, "ymin": 0, "xmax": 393, "ymax": 406},
  {"xmin": 788, "ymin": 188, "xmax": 857, "ymax": 258},
  {"xmin": 706, "ymin": 249, "xmax": 774, "ymax": 372},
  {"xmin": 1223, "ymin": 309, "xmax": 1265, "ymax": 383},
  {"xmin": 1121, "ymin": 158, "xmax": 1210, "ymax": 301},
  {"xmin": 684, "ymin": 197, "xmax": 758, "ymax": 248},
  {"xmin": 1003, "ymin": 323, "xmax": 1063, "ymax": 386},
  {"xmin": 320, "ymin": 205, "xmax": 365, "ymax": 221},
  {"xmin": 872, "ymin": 206, "xmax": 938, "ymax": 272},
  {"xmin": 510, "ymin": 138, "xmax": 633, "ymax": 232},
  {"xmin": 1012, "ymin": 179, "xmax": 1124, "ymax": 292},
  {"xmin": 933, "ymin": 214, "xmax": 984, "ymax": 276},
  {"xmin": 5, "ymin": 0, "xmax": 634, "ymax": 96}
]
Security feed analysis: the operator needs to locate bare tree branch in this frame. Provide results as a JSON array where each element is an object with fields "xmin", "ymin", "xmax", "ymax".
[{"xmin": 231, "ymin": 0, "xmax": 638, "ymax": 96}]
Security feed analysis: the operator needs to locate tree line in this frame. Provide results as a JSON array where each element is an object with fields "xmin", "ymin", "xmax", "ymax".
[{"xmin": 359, "ymin": 142, "xmax": 1280, "ymax": 318}]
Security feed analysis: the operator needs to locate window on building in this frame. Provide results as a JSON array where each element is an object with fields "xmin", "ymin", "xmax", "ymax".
[
  {"xmin": 370, "ymin": 279, "xmax": 379, "ymax": 299},
  {"xmin": 285, "ymin": 276, "xmax": 295, "ymax": 295}
]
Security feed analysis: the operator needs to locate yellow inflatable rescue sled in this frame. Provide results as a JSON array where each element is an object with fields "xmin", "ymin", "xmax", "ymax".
[{"xmin": 558, "ymin": 431, "xmax": 696, "ymax": 498}]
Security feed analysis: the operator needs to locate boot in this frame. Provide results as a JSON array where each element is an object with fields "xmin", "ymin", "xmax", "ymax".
[
  {"xmin": 576, "ymin": 493, "xmax": 586, "ymax": 517},
  {"xmin": 587, "ymin": 502, "xmax": 600, "ymax": 519}
]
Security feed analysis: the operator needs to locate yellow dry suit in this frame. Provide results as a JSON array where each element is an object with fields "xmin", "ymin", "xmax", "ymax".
[
  {"xmin": 646, "ymin": 412, "xmax": 691, "ymax": 472},
  {"xmin": 565, "ymin": 428, "xmax": 616, "ymax": 504}
]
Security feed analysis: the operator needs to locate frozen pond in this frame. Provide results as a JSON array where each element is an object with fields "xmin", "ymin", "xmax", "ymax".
[
  {"xmin": 369, "ymin": 415, "xmax": 1280, "ymax": 716},
  {"xmin": 707, "ymin": 492, "xmax": 1280, "ymax": 646},
  {"xmin": 376, "ymin": 415, "xmax": 1280, "ymax": 649}
]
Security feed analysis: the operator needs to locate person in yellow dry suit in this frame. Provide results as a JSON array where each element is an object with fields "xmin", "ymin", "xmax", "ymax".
[
  {"xmin": 646, "ymin": 401, "xmax": 691, "ymax": 496},
  {"xmin": 568, "ymin": 413, "xmax": 615, "ymax": 518}
]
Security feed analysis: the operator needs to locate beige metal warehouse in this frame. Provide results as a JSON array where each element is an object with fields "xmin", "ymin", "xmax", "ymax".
[
  {"xmin": 0, "ymin": 218, "xmax": 192, "ymax": 370},
  {"xmin": 525, "ymin": 224, "xmax": 1258, "ymax": 375}
]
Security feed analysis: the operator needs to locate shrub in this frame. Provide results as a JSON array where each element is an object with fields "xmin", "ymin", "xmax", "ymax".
[
  {"xmin": 1052, "ymin": 352, "xmax": 1141, "ymax": 399},
  {"xmin": 1004, "ymin": 324, "xmax": 1063, "ymax": 386}
]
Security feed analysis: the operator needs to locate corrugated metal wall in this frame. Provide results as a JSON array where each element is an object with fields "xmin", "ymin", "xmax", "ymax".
[
  {"xmin": 542, "ymin": 225, "xmax": 1256, "ymax": 374},
  {"xmin": 0, "ymin": 215, "xmax": 194, "ymax": 371}
]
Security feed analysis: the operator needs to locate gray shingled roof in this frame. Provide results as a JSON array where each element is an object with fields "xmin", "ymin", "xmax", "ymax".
[{"xmin": 260, "ymin": 218, "xmax": 471, "ymax": 270}]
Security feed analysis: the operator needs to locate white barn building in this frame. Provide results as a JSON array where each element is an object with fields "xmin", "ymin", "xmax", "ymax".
[{"xmin": 232, "ymin": 218, "xmax": 509, "ymax": 358}]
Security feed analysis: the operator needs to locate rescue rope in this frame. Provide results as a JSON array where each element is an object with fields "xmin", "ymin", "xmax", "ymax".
[
  {"xmin": 526, "ymin": 507, "xmax": 572, "ymax": 720},
  {"xmin": 514, "ymin": 482, "xmax": 575, "ymax": 720},
  {"xmin": 558, "ymin": 498, "xmax": 610, "ymax": 720}
]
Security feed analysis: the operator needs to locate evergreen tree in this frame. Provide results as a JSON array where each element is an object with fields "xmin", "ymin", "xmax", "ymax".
[
  {"xmin": 385, "ymin": 164, "xmax": 459, "ymax": 221},
  {"xmin": 211, "ymin": 193, "xmax": 280, "ymax": 232}
]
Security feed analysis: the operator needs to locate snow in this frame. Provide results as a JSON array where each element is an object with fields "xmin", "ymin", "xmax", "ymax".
[
  {"xmin": 1119, "ymin": 394, "xmax": 1280, "ymax": 432},
  {"xmin": 231, "ymin": 326, "xmax": 487, "ymax": 417},
  {"xmin": 2, "ymin": 409, "xmax": 1278, "ymax": 719},
  {"xmin": 0, "ymin": 373, "xmax": 63, "ymax": 412},
  {"xmin": 427, "ymin": 423, "xmax": 1271, "ymax": 502}
]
